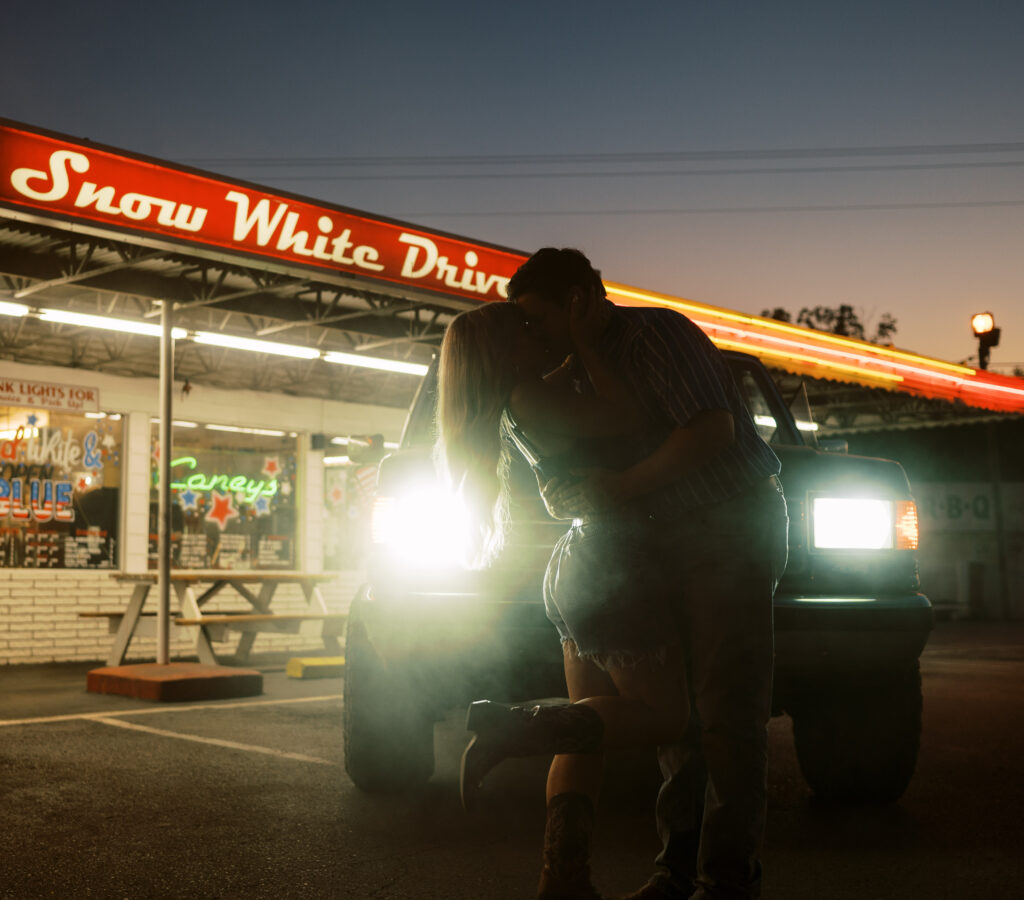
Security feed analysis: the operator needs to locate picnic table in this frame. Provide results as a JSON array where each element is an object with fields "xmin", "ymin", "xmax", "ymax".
[{"xmin": 81, "ymin": 572, "xmax": 345, "ymax": 666}]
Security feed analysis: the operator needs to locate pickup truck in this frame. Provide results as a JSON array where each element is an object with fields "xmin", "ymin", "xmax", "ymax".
[{"xmin": 343, "ymin": 350, "xmax": 933, "ymax": 803}]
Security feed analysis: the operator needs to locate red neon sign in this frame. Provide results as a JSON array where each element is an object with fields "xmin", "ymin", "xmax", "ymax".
[
  {"xmin": 0, "ymin": 121, "xmax": 522, "ymax": 304},
  {"xmin": 1, "ymin": 120, "xmax": 1022, "ymax": 414}
]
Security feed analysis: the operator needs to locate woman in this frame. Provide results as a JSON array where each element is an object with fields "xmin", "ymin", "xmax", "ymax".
[{"xmin": 436, "ymin": 297, "xmax": 690, "ymax": 900}]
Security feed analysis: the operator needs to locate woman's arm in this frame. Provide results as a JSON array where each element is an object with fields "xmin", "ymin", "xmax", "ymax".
[
  {"xmin": 539, "ymin": 409, "xmax": 735, "ymax": 518},
  {"xmin": 614, "ymin": 409, "xmax": 734, "ymax": 500}
]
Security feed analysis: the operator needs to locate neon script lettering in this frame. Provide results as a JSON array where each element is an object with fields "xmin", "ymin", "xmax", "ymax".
[
  {"xmin": 169, "ymin": 456, "xmax": 277, "ymax": 503},
  {"xmin": 10, "ymin": 150, "xmax": 208, "ymax": 233}
]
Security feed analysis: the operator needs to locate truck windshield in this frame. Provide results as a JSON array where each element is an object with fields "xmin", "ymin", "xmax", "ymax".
[{"xmin": 726, "ymin": 358, "xmax": 804, "ymax": 448}]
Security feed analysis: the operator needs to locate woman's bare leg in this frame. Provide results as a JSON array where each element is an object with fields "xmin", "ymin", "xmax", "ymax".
[
  {"xmin": 546, "ymin": 642, "xmax": 690, "ymax": 803},
  {"xmin": 546, "ymin": 640, "xmax": 615, "ymax": 804},
  {"xmin": 583, "ymin": 651, "xmax": 690, "ymax": 749}
]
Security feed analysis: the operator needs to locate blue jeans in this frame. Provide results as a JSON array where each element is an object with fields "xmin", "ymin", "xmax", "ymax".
[{"xmin": 648, "ymin": 477, "xmax": 789, "ymax": 900}]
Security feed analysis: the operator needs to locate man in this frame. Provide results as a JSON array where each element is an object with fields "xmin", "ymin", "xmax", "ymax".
[{"xmin": 507, "ymin": 248, "xmax": 789, "ymax": 900}]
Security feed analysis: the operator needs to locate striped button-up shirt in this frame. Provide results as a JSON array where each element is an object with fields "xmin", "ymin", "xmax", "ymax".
[{"xmin": 582, "ymin": 304, "xmax": 781, "ymax": 513}]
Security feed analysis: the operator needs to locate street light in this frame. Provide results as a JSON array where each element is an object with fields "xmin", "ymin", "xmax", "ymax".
[{"xmin": 971, "ymin": 312, "xmax": 1001, "ymax": 370}]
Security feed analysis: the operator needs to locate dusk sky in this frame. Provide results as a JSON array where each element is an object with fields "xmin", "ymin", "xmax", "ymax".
[{"xmin": 5, "ymin": 0, "xmax": 1023, "ymax": 369}]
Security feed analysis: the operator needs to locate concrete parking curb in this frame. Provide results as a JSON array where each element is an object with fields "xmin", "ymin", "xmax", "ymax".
[{"xmin": 286, "ymin": 656, "xmax": 346, "ymax": 679}]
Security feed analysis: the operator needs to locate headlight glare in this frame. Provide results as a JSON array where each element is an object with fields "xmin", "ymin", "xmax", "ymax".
[
  {"xmin": 812, "ymin": 498, "xmax": 894, "ymax": 550},
  {"xmin": 371, "ymin": 484, "xmax": 472, "ymax": 566}
]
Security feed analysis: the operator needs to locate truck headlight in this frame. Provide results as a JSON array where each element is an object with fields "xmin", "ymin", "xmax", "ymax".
[
  {"xmin": 812, "ymin": 498, "xmax": 919, "ymax": 551},
  {"xmin": 371, "ymin": 484, "xmax": 472, "ymax": 566}
]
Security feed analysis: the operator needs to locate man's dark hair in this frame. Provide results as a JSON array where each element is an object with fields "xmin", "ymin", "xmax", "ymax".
[{"xmin": 506, "ymin": 247, "xmax": 605, "ymax": 305}]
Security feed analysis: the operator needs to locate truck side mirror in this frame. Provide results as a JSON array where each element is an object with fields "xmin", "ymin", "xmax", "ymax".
[
  {"xmin": 818, "ymin": 438, "xmax": 849, "ymax": 454},
  {"xmin": 348, "ymin": 434, "xmax": 387, "ymax": 465}
]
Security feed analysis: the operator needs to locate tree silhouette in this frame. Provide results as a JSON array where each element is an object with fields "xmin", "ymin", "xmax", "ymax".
[{"xmin": 761, "ymin": 304, "xmax": 897, "ymax": 344}]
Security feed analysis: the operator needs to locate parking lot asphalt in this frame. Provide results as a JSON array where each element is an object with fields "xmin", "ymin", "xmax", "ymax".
[{"xmin": 2, "ymin": 622, "xmax": 1023, "ymax": 900}]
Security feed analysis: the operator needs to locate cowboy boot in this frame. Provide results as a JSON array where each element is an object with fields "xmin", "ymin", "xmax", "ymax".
[
  {"xmin": 460, "ymin": 700, "xmax": 604, "ymax": 811},
  {"xmin": 537, "ymin": 792, "xmax": 603, "ymax": 900}
]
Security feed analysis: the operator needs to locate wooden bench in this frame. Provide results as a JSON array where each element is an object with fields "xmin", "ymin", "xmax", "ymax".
[
  {"xmin": 93, "ymin": 572, "xmax": 346, "ymax": 666},
  {"xmin": 80, "ymin": 609, "xmax": 251, "ymax": 635}
]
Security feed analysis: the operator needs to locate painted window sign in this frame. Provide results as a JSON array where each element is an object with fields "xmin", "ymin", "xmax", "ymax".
[
  {"xmin": 149, "ymin": 429, "xmax": 298, "ymax": 570},
  {"xmin": 0, "ymin": 408, "xmax": 122, "ymax": 568},
  {"xmin": 0, "ymin": 377, "xmax": 100, "ymax": 413}
]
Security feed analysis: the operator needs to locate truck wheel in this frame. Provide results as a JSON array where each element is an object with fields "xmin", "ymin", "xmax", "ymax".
[
  {"xmin": 343, "ymin": 615, "xmax": 435, "ymax": 792},
  {"xmin": 788, "ymin": 661, "xmax": 922, "ymax": 803}
]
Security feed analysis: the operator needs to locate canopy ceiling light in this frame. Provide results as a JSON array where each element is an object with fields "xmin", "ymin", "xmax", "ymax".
[
  {"xmin": 39, "ymin": 307, "xmax": 188, "ymax": 339},
  {"xmin": 3, "ymin": 296, "xmax": 427, "ymax": 374},
  {"xmin": 192, "ymin": 331, "xmax": 320, "ymax": 360},
  {"xmin": 323, "ymin": 350, "xmax": 429, "ymax": 376},
  {"xmin": 0, "ymin": 299, "xmax": 30, "ymax": 317}
]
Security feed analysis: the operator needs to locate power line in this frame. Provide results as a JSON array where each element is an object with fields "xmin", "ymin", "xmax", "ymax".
[
  {"xmin": 182, "ymin": 139, "xmax": 1024, "ymax": 169},
  {"xmin": 259, "ymin": 160, "xmax": 1024, "ymax": 183},
  {"xmin": 391, "ymin": 199, "xmax": 1024, "ymax": 218}
]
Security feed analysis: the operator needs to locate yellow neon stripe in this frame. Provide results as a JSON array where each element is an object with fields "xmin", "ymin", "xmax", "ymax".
[
  {"xmin": 711, "ymin": 337, "xmax": 905, "ymax": 384},
  {"xmin": 708, "ymin": 320, "xmax": 1024, "ymax": 402},
  {"xmin": 606, "ymin": 282, "xmax": 976, "ymax": 376},
  {"xmin": 692, "ymin": 318, "xmax": 967, "ymax": 384}
]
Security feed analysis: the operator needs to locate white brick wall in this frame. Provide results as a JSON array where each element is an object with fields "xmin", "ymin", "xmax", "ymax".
[
  {"xmin": 1, "ymin": 358, "xmax": 397, "ymax": 665},
  {"xmin": 0, "ymin": 568, "xmax": 365, "ymax": 665}
]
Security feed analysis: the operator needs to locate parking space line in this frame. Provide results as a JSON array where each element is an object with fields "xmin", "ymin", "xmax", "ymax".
[
  {"xmin": 0, "ymin": 693, "xmax": 343, "ymax": 728},
  {"xmin": 92, "ymin": 716, "xmax": 338, "ymax": 766}
]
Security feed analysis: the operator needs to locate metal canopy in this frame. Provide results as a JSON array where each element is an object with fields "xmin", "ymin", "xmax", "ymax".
[
  {"xmin": 2, "ymin": 114, "xmax": 1021, "ymax": 425},
  {"xmin": 772, "ymin": 368, "xmax": 1021, "ymax": 434},
  {"xmin": 3, "ymin": 213, "xmax": 1020, "ymax": 432},
  {"xmin": 0, "ymin": 215, "xmax": 472, "ymax": 409}
]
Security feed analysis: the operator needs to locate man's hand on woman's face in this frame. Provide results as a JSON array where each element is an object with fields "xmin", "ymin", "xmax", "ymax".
[{"xmin": 568, "ymin": 286, "xmax": 611, "ymax": 353}]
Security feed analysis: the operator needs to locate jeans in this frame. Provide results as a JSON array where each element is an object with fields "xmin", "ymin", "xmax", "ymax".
[{"xmin": 648, "ymin": 477, "xmax": 789, "ymax": 900}]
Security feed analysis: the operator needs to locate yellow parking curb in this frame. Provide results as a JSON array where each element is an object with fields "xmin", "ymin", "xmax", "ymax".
[{"xmin": 286, "ymin": 657, "xmax": 346, "ymax": 679}]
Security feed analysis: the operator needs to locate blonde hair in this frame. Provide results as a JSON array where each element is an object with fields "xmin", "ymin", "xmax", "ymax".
[{"xmin": 436, "ymin": 303, "xmax": 523, "ymax": 566}]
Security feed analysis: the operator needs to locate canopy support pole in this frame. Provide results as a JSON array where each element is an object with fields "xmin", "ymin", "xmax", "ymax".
[{"xmin": 157, "ymin": 301, "xmax": 174, "ymax": 665}]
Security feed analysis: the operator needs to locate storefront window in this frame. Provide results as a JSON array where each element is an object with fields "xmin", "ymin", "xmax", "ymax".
[
  {"xmin": 150, "ymin": 423, "xmax": 298, "ymax": 570},
  {"xmin": 322, "ymin": 434, "xmax": 385, "ymax": 571},
  {"xmin": 0, "ymin": 408, "xmax": 122, "ymax": 568},
  {"xmin": 322, "ymin": 463, "xmax": 374, "ymax": 570}
]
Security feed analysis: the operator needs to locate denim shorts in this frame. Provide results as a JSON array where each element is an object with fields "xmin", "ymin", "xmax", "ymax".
[
  {"xmin": 543, "ymin": 476, "xmax": 789, "ymax": 668},
  {"xmin": 543, "ymin": 510, "xmax": 677, "ymax": 667}
]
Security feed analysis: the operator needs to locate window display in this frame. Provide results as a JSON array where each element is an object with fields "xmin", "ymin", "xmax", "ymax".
[
  {"xmin": 149, "ymin": 423, "xmax": 298, "ymax": 570},
  {"xmin": 0, "ymin": 407, "xmax": 122, "ymax": 568},
  {"xmin": 322, "ymin": 434, "xmax": 386, "ymax": 571}
]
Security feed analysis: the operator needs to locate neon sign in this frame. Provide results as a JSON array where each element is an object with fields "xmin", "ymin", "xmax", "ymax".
[
  {"xmin": 607, "ymin": 282, "xmax": 1024, "ymax": 413},
  {"xmin": 3, "ymin": 119, "xmax": 1021, "ymax": 412},
  {"xmin": 0, "ymin": 122, "xmax": 519, "ymax": 303},
  {"xmin": 169, "ymin": 456, "xmax": 278, "ymax": 503}
]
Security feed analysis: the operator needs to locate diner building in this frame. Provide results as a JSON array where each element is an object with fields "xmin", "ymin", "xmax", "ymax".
[{"xmin": 2, "ymin": 119, "xmax": 1023, "ymax": 665}]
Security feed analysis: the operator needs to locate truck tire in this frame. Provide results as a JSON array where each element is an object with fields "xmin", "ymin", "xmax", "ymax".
[
  {"xmin": 788, "ymin": 660, "xmax": 922, "ymax": 803},
  {"xmin": 343, "ymin": 614, "xmax": 435, "ymax": 792}
]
